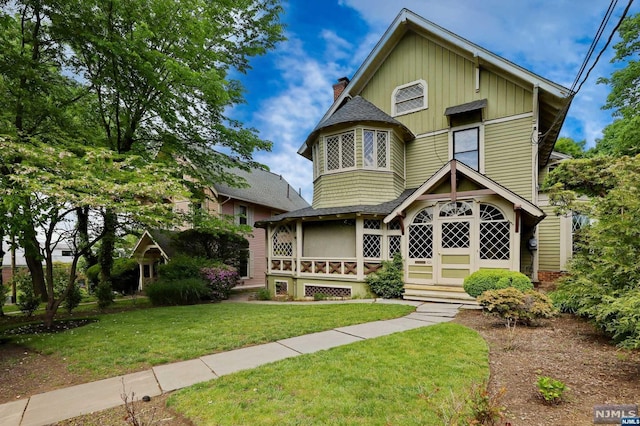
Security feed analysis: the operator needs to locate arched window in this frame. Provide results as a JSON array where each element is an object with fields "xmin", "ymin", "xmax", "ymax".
[
  {"xmin": 409, "ymin": 207, "xmax": 433, "ymax": 259},
  {"xmin": 392, "ymin": 80, "xmax": 427, "ymax": 116},
  {"xmin": 439, "ymin": 201, "xmax": 473, "ymax": 217},
  {"xmin": 479, "ymin": 204, "xmax": 510, "ymax": 260}
]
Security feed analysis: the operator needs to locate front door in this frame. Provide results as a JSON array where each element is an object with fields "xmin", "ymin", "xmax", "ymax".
[{"xmin": 437, "ymin": 202, "xmax": 473, "ymax": 285}]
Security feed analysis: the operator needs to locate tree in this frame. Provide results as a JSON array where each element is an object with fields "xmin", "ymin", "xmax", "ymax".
[
  {"xmin": 49, "ymin": 0, "xmax": 284, "ymax": 284},
  {"xmin": 553, "ymin": 137, "xmax": 586, "ymax": 158},
  {"xmin": 596, "ymin": 12, "xmax": 640, "ymax": 156},
  {"xmin": 1, "ymin": 1, "xmax": 285, "ymax": 302},
  {"xmin": 544, "ymin": 155, "xmax": 640, "ymax": 348},
  {"xmin": 0, "ymin": 136, "xmax": 188, "ymax": 327}
]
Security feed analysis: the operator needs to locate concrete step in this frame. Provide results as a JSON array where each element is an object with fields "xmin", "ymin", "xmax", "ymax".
[{"xmin": 403, "ymin": 288, "xmax": 478, "ymax": 305}]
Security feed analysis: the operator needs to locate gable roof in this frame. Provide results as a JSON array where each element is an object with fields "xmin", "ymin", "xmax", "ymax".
[
  {"xmin": 385, "ymin": 160, "xmax": 545, "ymax": 224},
  {"xmin": 130, "ymin": 229, "xmax": 177, "ymax": 260},
  {"xmin": 299, "ymin": 96, "xmax": 414, "ymax": 158},
  {"xmin": 213, "ymin": 166, "xmax": 309, "ymax": 212},
  {"xmin": 302, "ymin": 8, "xmax": 573, "ymax": 165}
]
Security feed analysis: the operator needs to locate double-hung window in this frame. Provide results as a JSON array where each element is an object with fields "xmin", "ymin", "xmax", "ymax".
[
  {"xmin": 325, "ymin": 131, "xmax": 355, "ymax": 172},
  {"xmin": 453, "ymin": 127, "xmax": 480, "ymax": 171},
  {"xmin": 363, "ymin": 129, "xmax": 389, "ymax": 169}
]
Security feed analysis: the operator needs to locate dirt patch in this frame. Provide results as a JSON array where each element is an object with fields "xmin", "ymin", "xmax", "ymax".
[{"xmin": 454, "ymin": 310, "xmax": 640, "ymax": 425}]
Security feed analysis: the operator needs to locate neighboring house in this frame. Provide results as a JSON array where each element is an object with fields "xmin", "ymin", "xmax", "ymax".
[
  {"xmin": 256, "ymin": 9, "xmax": 576, "ymax": 303},
  {"xmin": 131, "ymin": 165, "xmax": 309, "ymax": 290},
  {"xmin": 1, "ymin": 239, "xmax": 74, "ymax": 284}
]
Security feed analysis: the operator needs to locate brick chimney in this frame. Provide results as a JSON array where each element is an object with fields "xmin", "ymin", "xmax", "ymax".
[{"xmin": 332, "ymin": 77, "xmax": 350, "ymax": 101}]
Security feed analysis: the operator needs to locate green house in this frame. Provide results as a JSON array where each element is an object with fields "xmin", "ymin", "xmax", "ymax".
[{"xmin": 256, "ymin": 9, "xmax": 577, "ymax": 302}]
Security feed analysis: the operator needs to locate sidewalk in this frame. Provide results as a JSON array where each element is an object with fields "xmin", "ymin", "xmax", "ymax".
[{"xmin": 0, "ymin": 300, "xmax": 464, "ymax": 426}]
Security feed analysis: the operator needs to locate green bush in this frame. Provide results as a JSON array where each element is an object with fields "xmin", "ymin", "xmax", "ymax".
[
  {"xmin": 463, "ymin": 269, "xmax": 533, "ymax": 298},
  {"xmin": 95, "ymin": 280, "xmax": 114, "ymax": 310},
  {"xmin": 13, "ymin": 272, "xmax": 41, "ymax": 316},
  {"xmin": 145, "ymin": 278, "xmax": 208, "ymax": 306},
  {"xmin": 537, "ymin": 376, "xmax": 568, "ymax": 404},
  {"xmin": 255, "ymin": 287, "xmax": 272, "ymax": 301},
  {"xmin": 86, "ymin": 258, "xmax": 139, "ymax": 294},
  {"xmin": 365, "ymin": 252, "xmax": 404, "ymax": 299},
  {"xmin": 0, "ymin": 284, "xmax": 8, "ymax": 313},
  {"xmin": 477, "ymin": 287, "xmax": 556, "ymax": 326},
  {"xmin": 62, "ymin": 283, "xmax": 83, "ymax": 314},
  {"xmin": 157, "ymin": 255, "xmax": 217, "ymax": 281}
]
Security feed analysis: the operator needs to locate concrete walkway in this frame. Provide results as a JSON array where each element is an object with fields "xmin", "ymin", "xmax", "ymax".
[{"xmin": 0, "ymin": 300, "xmax": 463, "ymax": 426}]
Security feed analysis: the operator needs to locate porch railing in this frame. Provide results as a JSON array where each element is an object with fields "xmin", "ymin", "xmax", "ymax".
[{"xmin": 269, "ymin": 257, "xmax": 382, "ymax": 277}]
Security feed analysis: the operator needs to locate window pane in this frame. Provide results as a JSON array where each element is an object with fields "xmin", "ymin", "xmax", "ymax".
[
  {"xmin": 454, "ymin": 151, "xmax": 478, "ymax": 170},
  {"xmin": 409, "ymin": 224, "xmax": 433, "ymax": 259},
  {"xmin": 363, "ymin": 234, "xmax": 381, "ymax": 258},
  {"xmin": 363, "ymin": 130, "xmax": 374, "ymax": 167},
  {"xmin": 454, "ymin": 128, "xmax": 479, "ymax": 153},
  {"xmin": 326, "ymin": 136, "xmax": 340, "ymax": 170},
  {"xmin": 377, "ymin": 132, "xmax": 387, "ymax": 168},
  {"xmin": 441, "ymin": 221, "xmax": 470, "ymax": 248},
  {"xmin": 341, "ymin": 132, "xmax": 355, "ymax": 168},
  {"xmin": 395, "ymin": 84, "xmax": 423, "ymax": 102}
]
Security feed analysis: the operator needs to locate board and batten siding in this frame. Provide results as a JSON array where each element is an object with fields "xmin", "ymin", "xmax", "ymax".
[
  {"xmin": 537, "ymin": 204, "xmax": 562, "ymax": 271},
  {"xmin": 359, "ymin": 32, "xmax": 534, "ymax": 137},
  {"xmin": 484, "ymin": 117, "xmax": 534, "ymax": 201}
]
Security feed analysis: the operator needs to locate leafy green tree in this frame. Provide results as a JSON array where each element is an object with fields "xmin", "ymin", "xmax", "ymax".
[
  {"xmin": 0, "ymin": 136, "xmax": 188, "ymax": 327},
  {"xmin": 553, "ymin": 137, "xmax": 586, "ymax": 158},
  {"xmin": 544, "ymin": 155, "xmax": 640, "ymax": 348},
  {"xmin": 48, "ymin": 0, "xmax": 284, "ymax": 283},
  {"xmin": 596, "ymin": 12, "xmax": 640, "ymax": 156}
]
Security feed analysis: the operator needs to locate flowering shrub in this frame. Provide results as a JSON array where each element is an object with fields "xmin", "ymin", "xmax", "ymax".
[{"xmin": 201, "ymin": 266, "xmax": 239, "ymax": 301}]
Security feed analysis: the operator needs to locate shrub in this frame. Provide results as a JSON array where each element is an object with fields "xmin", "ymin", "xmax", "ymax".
[
  {"xmin": 366, "ymin": 252, "xmax": 404, "ymax": 299},
  {"xmin": 477, "ymin": 287, "xmax": 556, "ymax": 327},
  {"xmin": 255, "ymin": 287, "xmax": 272, "ymax": 301},
  {"xmin": 0, "ymin": 283, "xmax": 8, "ymax": 314},
  {"xmin": 463, "ymin": 269, "xmax": 533, "ymax": 298},
  {"xmin": 62, "ymin": 283, "xmax": 83, "ymax": 314},
  {"xmin": 157, "ymin": 255, "xmax": 217, "ymax": 281},
  {"xmin": 145, "ymin": 278, "xmax": 208, "ymax": 306},
  {"xmin": 200, "ymin": 266, "xmax": 238, "ymax": 301},
  {"xmin": 537, "ymin": 376, "xmax": 568, "ymax": 404},
  {"xmin": 111, "ymin": 258, "xmax": 139, "ymax": 294},
  {"xmin": 592, "ymin": 289, "xmax": 640, "ymax": 349},
  {"xmin": 466, "ymin": 381, "xmax": 506, "ymax": 425},
  {"xmin": 13, "ymin": 273, "xmax": 40, "ymax": 316},
  {"xmin": 86, "ymin": 258, "xmax": 139, "ymax": 294},
  {"xmin": 95, "ymin": 280, "xmax": 114, "ymax": 310}
]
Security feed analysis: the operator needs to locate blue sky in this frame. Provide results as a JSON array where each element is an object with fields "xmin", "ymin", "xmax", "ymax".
[{"xmin": 230, "ymin": 0, "xmax": 640, "ymax": 203}]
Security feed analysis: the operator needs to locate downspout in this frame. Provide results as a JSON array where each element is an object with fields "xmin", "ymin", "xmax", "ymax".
[{"xmin": 531, "ymin": 84, "xmax": 540, "ymax": 283}]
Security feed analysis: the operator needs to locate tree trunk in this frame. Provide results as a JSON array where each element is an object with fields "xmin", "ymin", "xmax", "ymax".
[
  {"xmin": 77, "ymin": 207, "xmax": 98, "ymax": 268},
  {"xmin": 0, "ymin": 229, "xmax": 4, "ymax": 316},
  {"xmin": 22, "ymin": 221, "xmax": 47, "ymax": 301},
  {"xmin": 99, "ymin": 208, "xmax": 117, "ymax": 285}
]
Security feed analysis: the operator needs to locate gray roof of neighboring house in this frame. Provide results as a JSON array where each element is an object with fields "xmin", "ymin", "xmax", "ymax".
[
  {"xmin": 300, "ymin": 96, "xmax": 415, "ymax": 159},
  {"xmin": 255, "ymin": 189, "xmax": 416, "ymax": 226},
  {"xmin": 214, "ymin": 166, "xmax": 310, "ymax": 212}
]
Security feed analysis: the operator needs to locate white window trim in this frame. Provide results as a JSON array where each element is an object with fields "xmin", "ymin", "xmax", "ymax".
[
  {"xmin": 234, "ymin": 203, "xmax": 253, "ymax": 226},
  {"xmin": 391, "ymin": 79, "xmax": 428, "ymax": 117},
  {"xmin": 324, "ymin": 131, "xmax": 357, "ymax": 174},
  {"xmin": 448, "ymin": 123, "xmax": 485, "ymax": 174},
  {"xmin": 362, "ymin": 128, "xmax": 390, "ymax": 170}
]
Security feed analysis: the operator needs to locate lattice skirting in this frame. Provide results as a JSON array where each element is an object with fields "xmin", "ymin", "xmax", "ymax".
[
  {"xmin": 304, "ymin": 285, "xmax": 352, "ymax": 298},
  {"xmin": 275, "ymin": 280, "xmax": 288, "ymax": 295}
]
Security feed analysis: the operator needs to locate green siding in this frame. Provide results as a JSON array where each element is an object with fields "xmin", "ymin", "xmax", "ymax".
[
  {"xmin": 360, "ymin": 32, "xmax": 533, "ymax": 137},
  {"xmin": 313, "ymin": 170, "xmax": 400, "ymax": 208},
  {"xmin": 538, "ymin": 206, "xmax": 561, "ymax": 271},
  {"xmin": 484, "ymin": 117, "xmax": 533, "ymax": 201},
  {"xmin": 405, "ymin": 132, "xmax": 448, "ymax": 188}
]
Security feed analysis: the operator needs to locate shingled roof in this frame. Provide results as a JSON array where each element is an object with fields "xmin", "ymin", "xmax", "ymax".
[
  {"xmin": 214, "ymin": 166, "xmax": 309, "ymax": 212},
  {"xmin": 255, "ymin": 188, "xmax": 416, "ymax": 226},
  {"xmin": 299, "ymin": 96, "xmax": 414, "ymax": 159}
]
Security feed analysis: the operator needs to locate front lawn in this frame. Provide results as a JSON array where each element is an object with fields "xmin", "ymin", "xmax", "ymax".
[
  {"xmin": 168, "ymin": 323, "xmax": 488, "ymax": 425},
  {"xmin": 3, "ymin": 303, "xmax": 414, "ymax": 380}
]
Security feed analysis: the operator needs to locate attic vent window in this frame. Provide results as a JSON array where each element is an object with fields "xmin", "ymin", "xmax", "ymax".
[{"xmin": 392, "ymin": 80, "xmax": 427, "ymax": 116}]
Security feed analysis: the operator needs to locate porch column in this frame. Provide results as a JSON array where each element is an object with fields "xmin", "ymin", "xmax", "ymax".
[
  {"xmin": 138, "ymin": 262, "xmax": 145, "ymax": 291},
  {"xmin": 296, "ymin": 220, "xmax": 303, "ymax": 278},
  {"xmin": 356, "ymin": 217, "xmax": 364, "ymax": 280}
]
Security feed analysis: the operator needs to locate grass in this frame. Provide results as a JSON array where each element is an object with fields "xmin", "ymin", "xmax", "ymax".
[
  {"xmin": 168, "ymin": 323, "xmax": 489, "ymax": 425},
  {"xmin": 1, "ymin": 296, "xmax": 150, "ymax": 315},
  {"xmin": 3, "ymin": 302, "xmax": 414, "ymax": 380}
]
